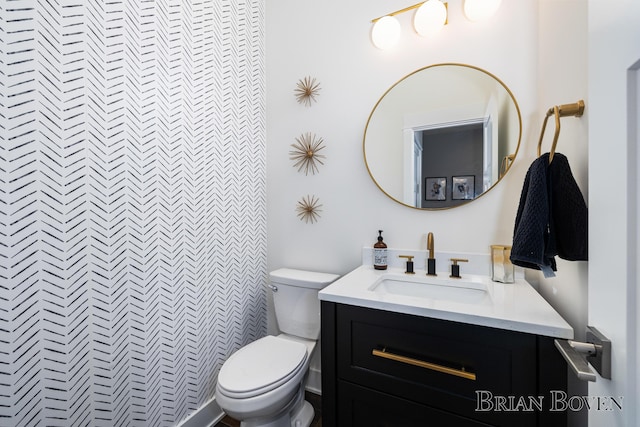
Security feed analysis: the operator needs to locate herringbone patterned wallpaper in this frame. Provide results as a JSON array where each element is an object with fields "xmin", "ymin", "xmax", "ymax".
[{"xmin": 0, "ymin": 1, "xmax": 266, "ymax": 426}]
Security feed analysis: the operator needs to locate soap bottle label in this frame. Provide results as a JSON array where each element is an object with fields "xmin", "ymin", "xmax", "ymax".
[{"xmin": 374, "ymin": 248, "xmax": 387, "ymax": 269}]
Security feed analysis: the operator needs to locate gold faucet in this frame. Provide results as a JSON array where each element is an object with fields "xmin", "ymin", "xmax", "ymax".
[{"xmin": 427, "ymin": 232, "xmax": 436, "ymax": 276}]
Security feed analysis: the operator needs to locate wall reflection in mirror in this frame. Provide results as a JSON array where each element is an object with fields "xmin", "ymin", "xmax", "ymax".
[{"xmin": 363, "ymin": 63, "xmax": 521, "ymax": 210}]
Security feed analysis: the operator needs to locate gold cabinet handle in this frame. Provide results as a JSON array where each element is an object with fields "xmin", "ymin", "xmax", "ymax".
[{"xmin": 372, "ymin": 348, "xmax": 476, "ymax": 381}]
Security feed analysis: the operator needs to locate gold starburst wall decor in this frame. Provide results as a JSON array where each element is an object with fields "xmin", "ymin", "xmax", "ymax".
[
  {"xmin": 289, "ymin": 132, "xmax": 326, "ymax": 175},
  {"xmin": 294, "ymin": 76, "xmax": 321, "ymax": 106},
  {"xmin": 296, "ymin": 195, "xmax": 323, "ymax": 224}
]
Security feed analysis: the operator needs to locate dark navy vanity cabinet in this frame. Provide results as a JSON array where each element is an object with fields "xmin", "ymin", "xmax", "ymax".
[{"xmin": 321, "ymin": 302, "xmax": 567, "ymax": 427}]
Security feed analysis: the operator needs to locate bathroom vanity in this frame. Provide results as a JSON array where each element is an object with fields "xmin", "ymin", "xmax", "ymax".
[{"xmin": 319, "ymin": 261, "xmax": 573, "ymax": 427}]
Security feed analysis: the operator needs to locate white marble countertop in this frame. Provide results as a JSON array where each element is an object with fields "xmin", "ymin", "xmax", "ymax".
[{"xmin": 319, "ymin": 264, "xmax": 573, "ymax": 339}]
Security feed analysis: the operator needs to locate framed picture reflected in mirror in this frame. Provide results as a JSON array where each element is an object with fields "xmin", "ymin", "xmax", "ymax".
[
  {"xmin": 452, "ymin": 176, "xmax": 475, "ymax": 200},
  {"xmin": 425, "ymin": 177, "xmax": 446, "ymax": 201}
]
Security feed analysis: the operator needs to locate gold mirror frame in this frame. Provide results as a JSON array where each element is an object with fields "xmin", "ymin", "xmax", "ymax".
[{"xmin": 363, "ymin": 63, "xmax": 522, "ymax": 210}]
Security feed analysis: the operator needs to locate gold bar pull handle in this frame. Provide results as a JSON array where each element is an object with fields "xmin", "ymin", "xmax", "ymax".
[{"xmin": 372, "ymin": 348, "xmax": 476, "ymax": 381}]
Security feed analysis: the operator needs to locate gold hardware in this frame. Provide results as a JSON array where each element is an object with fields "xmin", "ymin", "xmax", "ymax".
[
  {"xmin": 426, "ymin": 233, "xmax": 437, "ymax": 276},
  {"xmin": 371, "ymin": 1, "xmax": 448, "ymax": 24},
  {"xmin": 372, "ymin": 348, "xmax": 476, "ymax": 381},
  {"xmin": 399, "ymin": 255, "xmax": 415, "ymax": 274},
  {"xmin": 537, "ymin": 100, "xmax": 585, "ymax": 164},
  {"xmin": 427, "ymin": 232, "xmax": 434, "ymax": 259},
  {"xmin": 500, "ymin": 153, "xmax": 515, "ymax": 178},
  {"xmin": 551, "ymin": 100, "xmax": 585, "ymax": 118},
  {"xmin": 449, "ymin": 258, "xmax": 468, "ymax": 279}
]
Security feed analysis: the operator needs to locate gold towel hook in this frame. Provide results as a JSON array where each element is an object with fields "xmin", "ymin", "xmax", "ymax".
[{"xmin": 537, "ymin": 100, "xmax": 585, "ymax": 163}]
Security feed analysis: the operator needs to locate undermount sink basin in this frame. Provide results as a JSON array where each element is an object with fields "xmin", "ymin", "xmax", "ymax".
[
  {"xmin": 369, "ymin": 273, "xmax": 492, "ymax": 306},
  {"xmin": 318, "ymin": 262, "xmax": 574, "ymax": 339}
]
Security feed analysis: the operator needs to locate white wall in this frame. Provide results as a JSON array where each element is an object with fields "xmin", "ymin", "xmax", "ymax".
[
  {"xmin": 266, "ymin": 0, "xmax": 538, "ymax": 274},
  {"xmin": 536, "ymin": 3, "xmax": 589, "ymax": 426},
  {"xmin": 266, "ymin": 1, "xmax": 591, "ymax": 417}
]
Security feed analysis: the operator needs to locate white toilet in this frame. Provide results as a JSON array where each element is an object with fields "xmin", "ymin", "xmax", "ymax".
[{"xmin": 215, "ymin": 268, "xmax": 339, "ymax": 427}]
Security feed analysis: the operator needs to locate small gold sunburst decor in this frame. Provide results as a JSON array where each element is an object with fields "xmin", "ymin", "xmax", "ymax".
[
  {"xmin": 296, "ymin": 195, "xmax": 323, "ymax": 224},
  {"xmin": 289, "ymin": 132, "xmax": 326, "ymax": 175},
  {"xmin": 294, "ymin": 76, "xmax": 321, "ymax": 106}
]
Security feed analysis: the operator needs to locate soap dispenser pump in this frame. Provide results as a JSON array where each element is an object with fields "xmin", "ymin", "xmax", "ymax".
[{"xmin": 373, "ymin": 230, "xmax": 388, "ymax": 270}]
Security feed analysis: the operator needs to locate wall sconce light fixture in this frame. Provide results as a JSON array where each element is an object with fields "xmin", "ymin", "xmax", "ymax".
[
  {"xmin": 370, "ymin": 0, "xmax": 501, "ymax": 50},
  {"xmin": 371, "ymin": 0, "xmax": 447, "ymax": 49}
]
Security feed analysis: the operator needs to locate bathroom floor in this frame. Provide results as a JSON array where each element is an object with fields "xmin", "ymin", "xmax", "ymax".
[{"xmin": 215, "ymin": 391, "xmax": 322, "ymax": 427}]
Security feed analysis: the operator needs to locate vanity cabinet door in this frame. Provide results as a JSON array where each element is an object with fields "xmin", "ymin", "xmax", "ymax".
[
  {"xmin": 338, "ymin": 380, "xmax": 493, "ymax": 427},
  {"xmin": 336, "ymin": 304, "xmax": 537, "ymax": 426},
  {"xmin": 321, "ymin": 302, "xmax": 567, "ymax": 427}
]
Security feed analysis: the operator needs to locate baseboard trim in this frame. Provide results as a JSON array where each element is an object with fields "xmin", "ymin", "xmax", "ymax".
[
  {"xmin": 305, "ymin": 367, "xmax": 322, "ymax": 395},
  {"xmin": 176, "ymin": 397, "xmax": 226, "ymax": 427}
]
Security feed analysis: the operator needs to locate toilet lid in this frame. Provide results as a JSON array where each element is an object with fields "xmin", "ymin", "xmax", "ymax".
[{"xmin": 217, "ymin": 335, "xmax": 308, "ymax": 398}]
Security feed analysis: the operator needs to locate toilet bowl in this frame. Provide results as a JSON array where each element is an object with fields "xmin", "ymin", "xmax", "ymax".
[
  {"xmin": 215, "ymin": 268, "xmax": 339, "ymax": 427},
  {"xmin": 216, "ymin": 335, "xmax": 315, "ymax": 426}
]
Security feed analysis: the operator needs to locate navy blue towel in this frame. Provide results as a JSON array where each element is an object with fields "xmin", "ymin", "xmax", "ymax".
[{"xmin": 511, "ymin": 153, "xmax": 588, "ymax": 277}]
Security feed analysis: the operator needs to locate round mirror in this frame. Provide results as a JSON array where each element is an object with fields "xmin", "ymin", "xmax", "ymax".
[{"xmin": 364, "ymin": 63, "xmax": 521, "ymax": 210}]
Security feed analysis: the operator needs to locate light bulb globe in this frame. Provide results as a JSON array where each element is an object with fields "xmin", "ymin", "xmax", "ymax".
[
  {"xmin": 414, "ymin": 0, "xmax": 447, "ymax": 37},
  {"xmin": 371, "ymin": 15, "xmax": 401, "ymax": 50}
]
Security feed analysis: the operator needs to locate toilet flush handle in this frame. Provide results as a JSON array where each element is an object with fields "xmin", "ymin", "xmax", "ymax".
[{"xmin": 267, "ymin": 284, "xmax": 278, "ymax": 292}]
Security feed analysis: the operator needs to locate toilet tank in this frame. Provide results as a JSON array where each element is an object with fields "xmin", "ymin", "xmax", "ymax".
[{"xmin": 269, "ymin": 268, "xmax": 339, "ymax": 340}]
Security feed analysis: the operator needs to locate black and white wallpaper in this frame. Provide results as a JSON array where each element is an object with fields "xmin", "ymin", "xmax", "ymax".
[{"xmin": 0, "ymin": 1, "xmax": 266, "ymax": 425}]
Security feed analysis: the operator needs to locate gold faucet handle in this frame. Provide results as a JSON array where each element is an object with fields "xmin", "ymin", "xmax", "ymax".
[
  {"xmin": 399, "ymin": 255, "xmax": 415, "ymax": 274},
  {"xmin": 449, "ymin": 258, "xmax": 468, "ymax": 279}
]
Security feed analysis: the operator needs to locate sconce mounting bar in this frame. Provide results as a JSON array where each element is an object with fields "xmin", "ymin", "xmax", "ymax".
[
  {"xmin": 372, "ymin": 1, "xmax": 449, "ymax": 24},
  {"xmin": 371, "ymin": 1, "xmax": 426, "ymax": 23}
]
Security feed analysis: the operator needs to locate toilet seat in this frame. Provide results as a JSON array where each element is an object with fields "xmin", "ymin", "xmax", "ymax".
[{"xmin": 217, "ymin": 335, "xmax": 308, "ymax": 399}]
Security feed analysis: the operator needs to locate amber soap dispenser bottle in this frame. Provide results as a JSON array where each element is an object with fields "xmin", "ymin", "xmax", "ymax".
[{"xmin": 374, "ymin": 230, "xmax": 388, "ymax": 270}]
